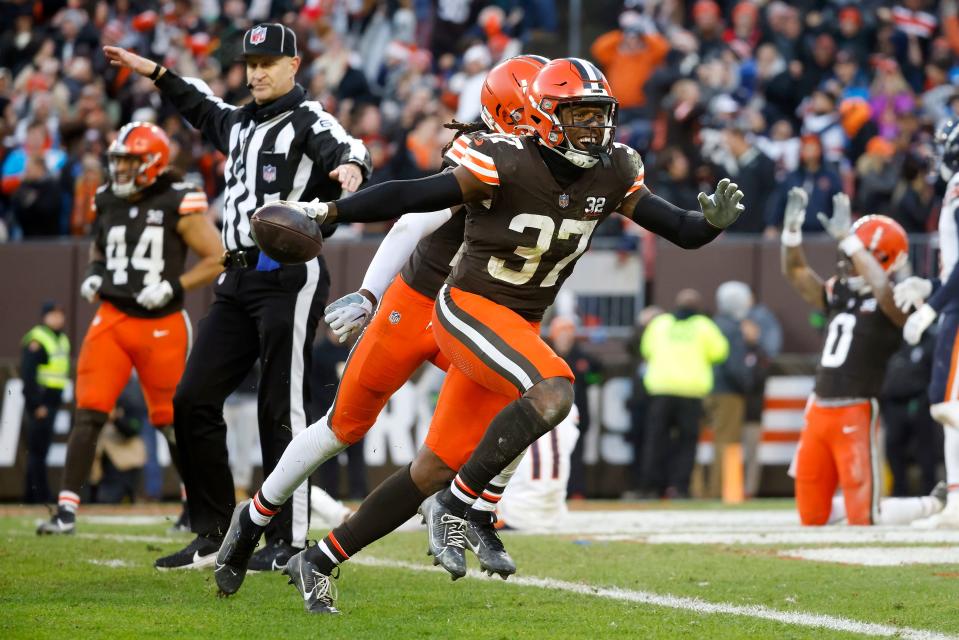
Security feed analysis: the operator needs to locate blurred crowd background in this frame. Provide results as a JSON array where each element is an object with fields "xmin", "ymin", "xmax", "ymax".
[{"xmin": 3, "ymin": 0, "xmax": 959, "ymax": 242}]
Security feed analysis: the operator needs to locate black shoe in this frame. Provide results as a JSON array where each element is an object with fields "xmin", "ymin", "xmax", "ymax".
[
  {"xmin": 215, "ymin": 500, "xmax": 264, "ymax": 595},
  {"xmin": 36, "ymin": 507, "xmax": 75, "ymax": 535},
  {"xmin": 418, "ymin": 493, "xmax": 468, "ymax": 580},
  {"xmin": 154, "ymin": 534, "xmax": 221, "ymax": 570},
  {"xmin": 284, "ymin": 549, "xmax": 339, "ymax": 614},
  {"xmin": 248, "ymin": 538, "xmax": 300, "ymax": 572},
  {"xmin": 168, "ymin": 503, "xmax": 190, "ymax": 534},
  {"xmin": 465, "ymin": 511, "xmax": 515, "ymax": 579}
]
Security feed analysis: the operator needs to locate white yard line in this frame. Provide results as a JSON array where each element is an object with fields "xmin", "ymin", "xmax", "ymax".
[
  {"xmin": 781, "ymin": 547, "xmax": 959, "ymax": 566},
  {"xmin": 86, "ymin": 558, "xmax": 134, "ymax": 568},
  {"xmin": 354, "ymin": 556, "xmax": 957, "ymax": 640}
]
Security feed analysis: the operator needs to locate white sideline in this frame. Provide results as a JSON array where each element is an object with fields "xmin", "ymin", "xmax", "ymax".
[{"xmin": 354, "ymin": 556, "xmax": 956, "ymax": 640}]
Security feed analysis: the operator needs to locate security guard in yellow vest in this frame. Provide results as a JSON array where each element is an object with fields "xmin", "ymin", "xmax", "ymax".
[{"xmin": 21, "ymin": 301, "xmax": 70, "ymax": 503}]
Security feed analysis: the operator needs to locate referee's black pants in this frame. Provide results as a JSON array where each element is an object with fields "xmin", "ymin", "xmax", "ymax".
[{"xmin": 173, "ymin": 255, "xmax": 328, "ymax": 548}]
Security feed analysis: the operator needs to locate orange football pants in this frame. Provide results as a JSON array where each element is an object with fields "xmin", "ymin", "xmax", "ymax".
[
  {"xmin": 794, "ymin": 398, "xmax": 880, "ymax": 526},
  {"xmin": 328, "ymin": 275, "xmax": 450, "ymax": 444},
  {"xmin": 75, "ymin": 302, "xmax": 191, "ymax": 425},
  {"xmin": 427, "ymin": 285, "xmax": 574, "ymax": 469}
]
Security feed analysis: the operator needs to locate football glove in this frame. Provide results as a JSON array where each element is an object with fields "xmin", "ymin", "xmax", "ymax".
[
  {"xmin": 817, "ymin": 192, "xmax": 853, "ymax": 241},
  {"xmin": 781, "ymin": 187, "xmax": 807, "ymax": 246},
  {"xmin": 271, "ymin": 199, "xmax": 330, "ymax": 224},
  {"xmin": 324, "ymin": 291, "xmax": 374, "ymax": 343},
  {"xmin": 698, "ymin": 178, "xmax": 745, "ymax": 229},
  {"xmin": 893, "ymin": 277, "xmax": 933, "ymax": 313},
  {"xmin": 903, "ymin": 303, "xmax": 937, "ymax": 346},
  {"xmin": 80, "ymin": 274, "xmax": 102, "ymax": 303},
  {"xmin": 137, "ymin": 280, "xmax": 178, "ymax": 310}
]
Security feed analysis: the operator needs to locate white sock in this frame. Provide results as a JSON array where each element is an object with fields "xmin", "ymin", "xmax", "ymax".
[
  {"xmin": 945, "ymin": 428, "xmax": 959, "ymax": 503},
  {"xmin": 876, "ymin": 497, "xmax": 942, "ymax": 525},
  {"xmin": 827, "ymin": 496, "xmax": 846, "ymax": 524},
  {"xmin": 58, "ymin": 490, "xmax": 80, "ymax": 514},
  {"xmin": 472, "ymin": 452, "xmax": 524, "ymax": 512},
  {"xmin": 259, "ymin": 415, "xmax": 348, "ymax": 507}
]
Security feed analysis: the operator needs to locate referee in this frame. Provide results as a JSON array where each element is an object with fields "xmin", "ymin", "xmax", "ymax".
[{"xmin": 104, "ymin": 24, "xmax": 371, "ymax": 570}]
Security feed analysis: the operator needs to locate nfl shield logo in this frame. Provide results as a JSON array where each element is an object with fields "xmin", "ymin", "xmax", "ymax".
[
  {"xmin": 250, "ymin": 26, "xmax": 267, "ymax": 45},
  {"xmin": 262, "ymin": 165, "xmax": 277, "ymax": 183},
  {"xmin": 389, "ymin": 311, "xmax": 401, "ymax": 325},
  {"xmin": 558, "ymin": 193, "xmax": 570, "ymax": 209}
]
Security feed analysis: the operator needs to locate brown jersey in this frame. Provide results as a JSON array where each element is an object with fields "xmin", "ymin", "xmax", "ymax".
[
  {"xmin": 447, "ymin": 134, "xmax": 644, "ymax": 320},
  {"xmin": 813, "ymin": 277, "xmax": 903, "ymax": 399},
  {"xmin": 93, "ymin": 174, "xmax": 207, "ymax": 318}
]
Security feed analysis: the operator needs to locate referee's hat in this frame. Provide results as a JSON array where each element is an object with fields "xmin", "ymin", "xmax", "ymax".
[{"xmin": 241, "ymin": 23, "xmax": 297, "ymax": 58}]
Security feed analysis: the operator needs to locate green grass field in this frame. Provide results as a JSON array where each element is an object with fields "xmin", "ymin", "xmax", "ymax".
[{"xmin": 2, "ymin": 503, "xmax": 958, "ymax": 639}]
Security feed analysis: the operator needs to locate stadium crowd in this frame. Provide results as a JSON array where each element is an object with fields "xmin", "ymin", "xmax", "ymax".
[{"xmin": 1, "ymin": 0, "xmax": 958, "ymax": 241}]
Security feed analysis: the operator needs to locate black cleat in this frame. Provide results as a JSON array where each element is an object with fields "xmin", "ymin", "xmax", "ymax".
[
  {"xmin": 214, "ymin": 500, "xmax": 264, "ymax": 595},
  {"xmin": 248, "ymin": 538, "xmax": 300, "ymax": 572},
  {"xmin": 155, "ymin": 534, "xmax": 220, "ymax": 570},
  {"xmin": 418, "ymin": 493, "xmax": 468, "ymax": 580},
  {"xmin": 36, "ymin": 507, "xmax": 75, "ymax": 535},
  {"xmin": 283, "ymin": 550, "xmax": 339, "ymax": 614},
  {"xmin": 465, "ymin": 511, "xmax": 516, "ymax": 579}
]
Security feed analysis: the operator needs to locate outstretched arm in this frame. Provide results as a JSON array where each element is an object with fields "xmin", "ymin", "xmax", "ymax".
[
  {"xmin": 620, "ymin": 178, "xmax": 744, "ymax": 249},
  {"xmin": 103, "ymin": 46, "xmax": 237, "ymax": 153},
  {"xmin": 780, "ymin": 187, "xmax": 826, "ymax": 311}
]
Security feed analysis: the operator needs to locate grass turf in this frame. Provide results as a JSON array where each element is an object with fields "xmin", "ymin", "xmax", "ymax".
[{"xmin": 1, "ymin": 509, "xmax": 956, "ymax": 639}]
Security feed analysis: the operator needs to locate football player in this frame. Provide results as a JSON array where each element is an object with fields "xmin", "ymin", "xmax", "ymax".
[
  {"xmin": 37, "ymin": 123, "xmax": 223, "ymax": 535},
  {"xmin": 252, "ymin": 57, "xmax": 742, "ymax": 612},
  {"xmin": 781, "ymin": 187, "xmax": 945, "ymax": 526},
  {"xmin": 894, "ymin": 119, "xmax": 959, "ymax": 528},
  {"xmin": 212, "ymin": 55, "xmax": 552, "ymax": 597}
]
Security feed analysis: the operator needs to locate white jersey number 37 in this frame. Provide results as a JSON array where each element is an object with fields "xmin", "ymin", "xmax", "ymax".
[{"xmin": 488, "ymin": 214, "xmax": 598, "ymax": 287}]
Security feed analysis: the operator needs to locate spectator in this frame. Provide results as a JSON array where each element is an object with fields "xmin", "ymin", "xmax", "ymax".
[
  {"xmin": 639, "ymin": 289, "xmax": 728, "ymax": 499},
  {"xmin": 854, "ymin": 136, "xmax": 899, "ymax": 215},
  {"xmin": 765, "ymin": 134, "xmax": 842, "ymax": 235},
  {"xmin": 649, "ymin": 147, "xmax": 700, "ymax": 211},
  {"xmin": 890, "ymin": 152, "xmax": 935, "ymax": 232},
  {"xmin": 11, "ymin": 156, "xmax": 62, "ymax": 237},
  {"xmin": 742, "ymin": 297, "xmax": 782, "ymax": 498},
  {"xmin": 802, "ymin": 83, "xmax": 845, "ymax": 167},
  {"xmin": 840, "ymin": 97, "xmax": 881, "ymax": 164},
  {"xmin": 718, "ymin": 122, "xmax": 776, "ymax": 234},
  {"xmin": 591, "ymin": 11, "xmax": 670, "ymax": 118},
  {"xmin": 450, "ymin": 44, "xmax": 491, "ymax": 124}
]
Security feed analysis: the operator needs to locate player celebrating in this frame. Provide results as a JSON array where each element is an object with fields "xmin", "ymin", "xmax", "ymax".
[
  {"xmin": 781, "ymin": 187, "xmax": 945, "ymax": 526},
  {"xmin": 213, "ymin": 55, "xmax": 550, "ymax": 597},
  {"xmin": 37, "ymin": 122, "xmax": 223, "ymax": 535},
  {"xmin": 244, "ymin": 57, "xmax": 742, "ymax": 612},
  {"xmin": 894, "ymin": 119, "xmax": 959, "ymax": 528}
]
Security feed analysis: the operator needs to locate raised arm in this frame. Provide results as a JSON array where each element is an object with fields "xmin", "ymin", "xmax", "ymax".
[
  {"xmin": 103, "ymin": 46, "xmax": 237, "ymax": 153},
  {"xmin": 780, "ymin": 187, "xmax": 826, "ymax": 311},
  {"xmin": 817, "ymin": 193, "xmax": 907, "ymax": 327}
]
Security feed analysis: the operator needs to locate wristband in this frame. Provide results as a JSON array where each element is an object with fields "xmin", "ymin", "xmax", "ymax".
[
  {"xmin": 781, "ymin": 228, "xmax": 802, "ymax": 247},
  {"xmin": 149, "ymin": 63, "xmax": 163, "ymax": 81},
  {"xmin": 84, "ymin": 260, "xmax": 107, "ymax": 280},
  {"xmin": 839, "ymin": 234, "xmax": 864, "ymax": 257},
  {"xmin": 170, "ymin": 278, "xmax": 185, "ymax": 300}
]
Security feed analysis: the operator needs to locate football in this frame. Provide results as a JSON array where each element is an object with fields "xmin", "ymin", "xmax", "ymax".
[{"xmin": 250, "ymin": 202, "xmax": 324, "ymax": 264}]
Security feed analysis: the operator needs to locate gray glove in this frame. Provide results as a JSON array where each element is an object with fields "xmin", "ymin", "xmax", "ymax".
[
  {"xmin": 816, "ymin": 193, "xmax": 853, "ymax": 241},
  {"xmin": 782, "ymin": 187, "xmax": 807, "ymax": 233},
  {"xmin": 698, "ymin": 178, "xmax": 745, "ymax": 229},
  {"xmin": 324, "ymin": 291, "xmax": 374, "ymax": 343}
]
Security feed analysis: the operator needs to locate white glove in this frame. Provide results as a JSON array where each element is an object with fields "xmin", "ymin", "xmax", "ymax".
[
  {"xmin": 80, "ymin": 275, "xmax": 102, "ymax": 303},
  {"xmin": 893, "ymin": 277, "xmax": 933, "ymax": 313},
  {"xmin": 136, "ymin": 280, "xmax": 175, "ymax": 310},
  {"xmin": 903, "ymin": 303, "xmax": 937, "ymax": 346},
  {"xmin": 698, "ymin": 177, "xmax": 745, "ymax": 229},
  {"xmin": 324, "ymin": 291, "xmax": 374, "ymax": 343},
  {"xmin": 272, "ymin": 199, "xmax": 330, "ymax": 224},
  {"xmin": 781, "ymin": 187, "xmax": 807, "ymax": 246},
  {"xmin": 816, "ymin": 192, "xmax": 853, "ymax": 241}
]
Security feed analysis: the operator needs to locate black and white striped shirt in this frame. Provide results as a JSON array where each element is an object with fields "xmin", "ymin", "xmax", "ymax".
[{"xmin": 155, "ymin": 71, "xmax": 371, "ymax": 251}]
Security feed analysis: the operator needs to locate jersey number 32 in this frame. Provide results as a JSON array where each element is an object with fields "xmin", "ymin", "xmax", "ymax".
[{"xmin": 105, "ymin": 225, "xmax": 166, "ymax": 286}]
